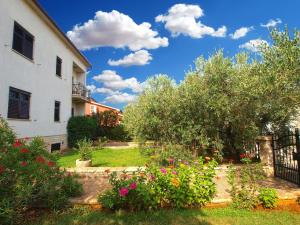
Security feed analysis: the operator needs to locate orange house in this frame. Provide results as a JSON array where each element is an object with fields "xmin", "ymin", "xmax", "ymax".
[{"xmin": 85, "ymin": 98, "xmax": 123, "ymax": 123}]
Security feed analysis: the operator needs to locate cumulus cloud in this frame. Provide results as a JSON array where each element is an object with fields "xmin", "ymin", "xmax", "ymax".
[
  {"xmin": 108, "ymin": 50, "xmax": 152, "ymax": 66},
  {"xmin": 230, "ymin": 26, "xmax": 253, "ymax": 39},
  {"xmin": 104, "ymin": 92, "xmax": 137, "ymax": 104},
  {"xmin": 67, "ymin": 10, "xmax": 168, "ymax": 51},
  {"xmin": 239, "ymin": 39, "xmax": 268, "ymax": 52},
  {"xmin": 87, "ymin": 85, "xmax": 118, "ymax": 95},
  {"xmin": 155, "ymin": 4, "xmax": 226, "ymax": 38},
  {"xmin": 261, "ymin": 18, "xmax": 282, "ymax": 28},
  {"xmin": 93, "ymin": 70, "xmax": 143, "ymax": 93}
]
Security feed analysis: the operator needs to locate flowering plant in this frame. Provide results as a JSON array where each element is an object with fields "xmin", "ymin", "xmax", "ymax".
[
  {"xmin": 98, "ymin": 157, "xmax": 217, "ymax": 210},
  {"xmin": 0, "ymin": 118, "xmax": 82, "ymax": 224}
]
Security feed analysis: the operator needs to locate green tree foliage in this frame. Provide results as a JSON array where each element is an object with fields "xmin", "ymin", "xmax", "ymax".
[{"xmin": 124, "ymin": 28, "xmax": 300, "ymax": 158}]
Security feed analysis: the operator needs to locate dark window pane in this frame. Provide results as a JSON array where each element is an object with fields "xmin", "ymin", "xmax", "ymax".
[
  {"xmin": 56, "ymin": 57, "xmax": 62, "ymax": 76},
  {"xmin": 8, "ymin": 87, "xmax": 30, "ymax": 119},
  {"xmin": 54, "ymin": 101, "xmax": 60, "ymax": 122},
  {"xmin": 12, "ymin": 22, "xmax": 34, "ymax": 60},
  {"xmin": 51, "ymin": 143, "xmax": 61, "ymax": 152}
]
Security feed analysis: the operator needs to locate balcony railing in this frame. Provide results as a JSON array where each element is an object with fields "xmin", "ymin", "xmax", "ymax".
[{"xmin": 72, "ymin": 82, "xmax": 91, "ymax": 101}]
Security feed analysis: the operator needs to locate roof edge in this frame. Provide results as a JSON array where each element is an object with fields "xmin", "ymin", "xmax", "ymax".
[{"xmin": 24, "ymin": 0, "xmax": 91, "ymax": 68}]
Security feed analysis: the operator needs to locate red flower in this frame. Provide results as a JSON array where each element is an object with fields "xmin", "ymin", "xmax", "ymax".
[
  {"xmin": 119, "ymin": 187, "xmax": 129, "ymax": 197},
  {"xmin": 47, "ymin": 161, "xmax": 55, "ymax": 167},
  {"xmin": 240, "ymin": 153, "xmax": 246, "ymax": 159},
  {"xmin": 0, "ymin": 164, "xmax": 5, "ymax": 173},
  {"xmin": 36, "ymin": 156, "xmax": 46, "ymax": 164},
  {"xmin": 20, "ymin": 148, "xmax": 30, "ymax": 153},
  {"xmin": 20, "ymin": 161, "xmax": 27, "ymax": 167},
  {"xmin": 13, "ymin": 140, "xmax": 22, "ymax": 148}
]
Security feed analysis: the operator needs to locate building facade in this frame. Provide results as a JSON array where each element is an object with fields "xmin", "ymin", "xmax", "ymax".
[{"xmin": 0, "ymin": 0, "xmax": 91, "ymax": 151}]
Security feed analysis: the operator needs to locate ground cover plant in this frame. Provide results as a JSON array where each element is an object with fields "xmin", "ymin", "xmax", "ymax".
[
  {"xmin": 58, "ymin": 147, "xmax": 148, "ymax": 167},
  {"xmin": 0, "ymin": 118, "xmax": 82, "ymax": 225},
  {"xmin": 98, "ymin": 158, "xmax": 217, "ymax": 210},
  {"xmin": 27, "ymin": 206, "xmax": 300, "ymax": 225}
]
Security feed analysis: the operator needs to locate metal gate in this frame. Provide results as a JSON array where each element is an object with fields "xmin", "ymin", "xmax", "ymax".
[{"xmin": 272, "ymin": 129, "xmax": 300, "ymax": 186}]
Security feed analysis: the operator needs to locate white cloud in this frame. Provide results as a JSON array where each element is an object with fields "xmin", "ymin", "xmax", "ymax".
[
  {"xmin": 261, "ymin": 18, "xmax": 282, "ymax": 28},
  {"xmin": 239, "ymin": 39, "xmax": 268, "ymax": 52},
  {"xmin": 108, "ymin": 50, "xmax": 152, "ymax": 66},
  {"xmin": 230, "ymin": 26, "xmax": 253, "ymax": 39},
  {"xmin": 155, "ymin": 4, "xmax": 227, "ymax": 38},
  {"xmin": 87, "ymin": 84, "xmax": 118, "ymax": 95},
  {"xmin": 93, "ymin": 70, "xmax": 143, "ymax": 93},
  {"xmin": 104, "ymin": 93, "xmax": 137, "ymax": 104},
  {"xmin": 67, "ymin": 10, "xmax": 169, "ymax": 51}
]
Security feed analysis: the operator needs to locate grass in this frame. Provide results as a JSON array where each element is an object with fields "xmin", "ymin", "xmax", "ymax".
[
  {"xmin": 58, "ymin": 148, "xmax": 148, "ymax": 167},
  {"xmin": 28, "ymin": 207, "xmax": 300, "ymax": 225}
]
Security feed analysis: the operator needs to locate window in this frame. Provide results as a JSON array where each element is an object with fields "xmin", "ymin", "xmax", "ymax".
[
  {"xmin": 90, "ymin": 105, "xmax": 97, "ymax": 114},
  {"xmin": 8, "ymin": 87, "xmax": 31, "ymax": 119},
  {"xmin": 54, "ymin": 101, "xmax": 60, "ymax": 122},
  {"xmin": 51, "ymin": 143, "xmax": 61, "ymax": 152},
  {"xmin": 12, "ymin": 22, "xmax": 34, "ymax": 60},
  {"xmin": 56, "ymin": 56, "xmax": 62, "ymax": 77}
]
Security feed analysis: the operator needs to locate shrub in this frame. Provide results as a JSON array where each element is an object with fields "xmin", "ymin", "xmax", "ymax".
[
  {"xmin": 76, "ymin": 138, "xmax": 93, "ymax": 161},
  {"xmin": 0, "ymin": 118, "xmax": 82, "ymax": 225},
  {"xmin": 227, "ymin": 155, "xmax": 266, "ymax": 210},
  {"xmin": 67, "ymin": 116, "xmax": 97, "ymax": 148},
  {"xmin": 108, "ymin": 124, "xmax": 131, "ymax": 141},
  {"xmin": 98, "ymin": 158, "xmax": 217, "ymax": 210},
  {"xmin": 258, "ymin": 188, "xmax": 278, "ymax": 209}
]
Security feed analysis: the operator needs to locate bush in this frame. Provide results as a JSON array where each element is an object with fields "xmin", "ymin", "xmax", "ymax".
[
  {"xmin": 227, "ymin": 155, "xmax": 266, "ymax": 210},
  {"xmin": 0, "ymin": 118, "xmax": 82, "ymax": 225},
  {"xmin": 67, "ymin": 116, "xmax": 97, "ymax": 148},
  {"xmin": 258, "ymin": 188, "xmax": 278, "ymax": 209},
  {"xmin": 98, "ymin": 158, "xmax": 217, "ymax": 210},
  {"xmin": 76, "ymin": 138, "xmax": 93, "ymax": 161}
]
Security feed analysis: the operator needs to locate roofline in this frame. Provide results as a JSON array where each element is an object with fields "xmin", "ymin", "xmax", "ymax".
[
  {"xmin": 90, "ymin": 100, "xmax": 121, "ymax": 112},
  {"xmin": 24, "ymin": 0, "xmax": 91, "ymax": 68}
]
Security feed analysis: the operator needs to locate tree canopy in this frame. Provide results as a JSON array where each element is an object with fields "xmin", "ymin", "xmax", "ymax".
[{"xmin": 123, "ymin": 28, "xmax": 300, "ymax": 158}]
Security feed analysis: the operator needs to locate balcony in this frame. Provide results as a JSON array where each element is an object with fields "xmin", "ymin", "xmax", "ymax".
[{"xmin": 72, "ymin": 82, "xmax": 91, "ymax": 102}]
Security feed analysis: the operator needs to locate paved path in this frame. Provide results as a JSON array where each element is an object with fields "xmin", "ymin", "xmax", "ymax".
[{"xmin": 67, "ymin": 166, "xmax": 300, "ymax": 205}]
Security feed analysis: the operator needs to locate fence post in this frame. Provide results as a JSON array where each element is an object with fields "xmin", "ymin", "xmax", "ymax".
[{"xmin": 256, "ymin": 135, "xmax": 274, "ymax": 177}]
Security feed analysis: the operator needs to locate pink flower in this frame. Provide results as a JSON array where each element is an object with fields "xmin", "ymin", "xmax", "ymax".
[
  {"xmin": 129, "ymin": 182, "xmax": 137, "ymax": 190},
  {"xmin": 169, "ymin": 158, "xmax": 174, "ymax": 164},
  {"xmin": 149, "ymin": 174, "xmax": 155, "ymax": 181},
  {"xmin": 172, "ymin": 170, "xmax": 177, "ymax": 175},
  {"xmin": 119, "ymin": 187, "xmax": 129, "ymax": 197},
  {"xmin": 160, "ymin": 168, "xmax": 167, "ymax": 174}
]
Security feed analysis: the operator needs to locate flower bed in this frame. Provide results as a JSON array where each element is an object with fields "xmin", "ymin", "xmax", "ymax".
[{"xmin": 98, "ymin": 158, "xmax": 217, "ymax": 210}]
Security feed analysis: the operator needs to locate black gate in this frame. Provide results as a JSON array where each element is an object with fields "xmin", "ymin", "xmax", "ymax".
[{"xmin": 272, "ymin": 129, "xmax": 300, "ymax": 186}]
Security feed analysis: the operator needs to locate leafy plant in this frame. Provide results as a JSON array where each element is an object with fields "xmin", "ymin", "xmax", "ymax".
[
  {"xmin": 98, "ymin": 158, "xmax": 217, "ymax": 210},
  {"xmin": 227, "ymin": 157, "xmax": 266, "ymax": 209},
  {"xmin": 76, "ymin": 138, "xmax": 93, "ymax": 161},
  {"xmin": 0, "ymin": 117, "xmax": 82, "ymax": 225},
  {"xmin": 258, "ymin": 188, "xmax": 278, "ymax": 209},
  {"xmin": 67, "ymin": 116, "xmax": 97, "ymax": 148}
]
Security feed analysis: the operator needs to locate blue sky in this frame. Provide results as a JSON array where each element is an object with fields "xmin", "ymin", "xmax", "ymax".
[{"xmin": 39, "ymin": 0, "xmax": 300, "ymax": 109}]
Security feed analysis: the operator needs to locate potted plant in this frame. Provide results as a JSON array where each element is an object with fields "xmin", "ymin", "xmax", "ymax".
[{"xmin": 76, "ymin": 138, "xmax": 93, "ymax": 167}]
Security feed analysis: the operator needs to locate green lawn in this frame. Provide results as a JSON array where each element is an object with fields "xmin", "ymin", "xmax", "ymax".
[
  {"xmin": 58, "ymin": 148, "xmax": 148, "ymax": 167},
  {"xmin": 28, "ymin": 207, "xmax": 300, "ymax": 225}
]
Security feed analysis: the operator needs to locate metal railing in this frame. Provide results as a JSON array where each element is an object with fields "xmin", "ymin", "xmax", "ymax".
[{"xmin": 72, "ymin": 82, "xmax": 91, "ymax": 100}]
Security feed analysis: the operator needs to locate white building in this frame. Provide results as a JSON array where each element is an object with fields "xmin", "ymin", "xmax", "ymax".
[{"xmin": 0, "ymin": 0, "xmax": 91, "ymax": 151}]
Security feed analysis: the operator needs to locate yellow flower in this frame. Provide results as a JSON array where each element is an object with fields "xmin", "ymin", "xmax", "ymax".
[
  {"xmin": 179, "ymin": 163, "xmax": 185, "ymax": 168},
  {"xmin": 171, "ymin": 178, "xmax": 180, "ymax": 187}
]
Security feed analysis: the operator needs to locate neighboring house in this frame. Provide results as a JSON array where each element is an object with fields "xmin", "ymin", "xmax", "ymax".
[
  {"xmin": 85, "ymin": 99, "xmax": 123, "ymax": 124},
  {"xmin": 0, "ymin": 0, "xmax": 91, "ymax": 151}
]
